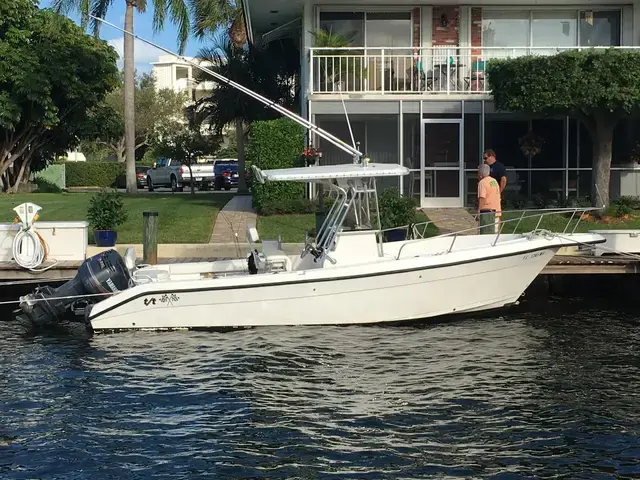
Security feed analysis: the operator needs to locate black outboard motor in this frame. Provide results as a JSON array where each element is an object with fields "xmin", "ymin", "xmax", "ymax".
[{"xmin": 19, "ymin": 249, "xmax": 132, "ymax": 327}]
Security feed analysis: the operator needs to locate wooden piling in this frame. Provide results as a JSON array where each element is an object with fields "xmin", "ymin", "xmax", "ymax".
[{"xmin": 143, "ymin": 211, "xmax": 158, "ymax": 265}]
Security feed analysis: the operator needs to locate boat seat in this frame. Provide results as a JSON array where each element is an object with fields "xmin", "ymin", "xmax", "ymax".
[
  {"xmin": 246, "ymin": 225, "xmax": 291, "ymax": 272},
  {"xmin": 133, "ymin": 268, "xmax": 170, "ymax": 284}
]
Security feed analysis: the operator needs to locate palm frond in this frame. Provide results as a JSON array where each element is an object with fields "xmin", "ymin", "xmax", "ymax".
[{"xmin": 89, "ymin": 0, "xmax": 115, "ymax": 36}]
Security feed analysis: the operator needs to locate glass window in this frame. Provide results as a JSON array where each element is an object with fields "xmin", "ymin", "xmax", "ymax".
[
  {"xmin": 482, "ymin": 11, "xmax": 530, "ymax": 51},
  {"xmin": 532, "ymin": 11, "xmax": 578, "ymax": 47},
  {"xmin": 319, "ymin": 12, "xmax": 364, "ymax": 47},
  {"xmin": 580, "ymin": 10, "xmax": 621, "ymax": 46},
  {"xmin": 365, "ymin": 12, "xmax": 411, "ymax": 53}
]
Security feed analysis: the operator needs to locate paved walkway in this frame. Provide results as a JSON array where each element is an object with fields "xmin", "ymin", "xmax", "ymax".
[
  {"xmin": 209, "ymin": 195, "xmax": 257, "ymax": 243},
  {"xmin": 422, "ymin": 208, "xmax": 478, "ymax": 235}
]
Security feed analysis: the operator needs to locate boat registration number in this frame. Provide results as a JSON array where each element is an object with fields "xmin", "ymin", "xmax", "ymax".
[{"xmin": 523, "ymin": 251, "xmax": 545, "ymax": 261}]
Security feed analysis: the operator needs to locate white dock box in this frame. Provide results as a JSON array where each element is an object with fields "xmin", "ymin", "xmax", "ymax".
[
  {"xmin": 0, "ymin": 221, "xmax": 89, "ymax": 262},
  {"xmin": 588, "ymin": 229, "xmax": 640, "ymax": 257}
]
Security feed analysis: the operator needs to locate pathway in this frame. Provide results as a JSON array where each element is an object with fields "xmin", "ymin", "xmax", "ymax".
[
  {"xmin": 209, "ymin": 195, "xmax": 257, "ymax": 243},
  {"xmin": 422, "ymin": 208, "xmax": 477, "ymax": 235}
]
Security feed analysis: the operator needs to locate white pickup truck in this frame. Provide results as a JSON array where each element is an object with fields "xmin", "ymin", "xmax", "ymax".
[{"xmin": 146, "ymin": 158, "xmax": 217, "ymax": 192}]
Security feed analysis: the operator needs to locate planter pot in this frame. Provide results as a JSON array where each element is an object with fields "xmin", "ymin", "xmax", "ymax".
[
  {"xmin": 94, "ymin": 229, "xmax": 117, "ymax": 247},
  {"xmin": 385, "ymin": 228, "xmax": 407, "ymax": 242}
]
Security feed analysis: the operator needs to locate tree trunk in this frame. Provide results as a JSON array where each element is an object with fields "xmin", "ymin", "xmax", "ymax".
[
  {"xmin": 116, "ymin": 149, "xmax": 125, "ymax": 163},
  {"xmin": 235, "ymin": 118, "xmax": 247, "ymax": 194},
  {"xmin": 9, "ymin": 158, "xmax": 29, "ymax": 193},
  {"xmin": 124, "ymin": 1, "xmax": 137, "ymax": 194},
  {"xmin": 590, "ymin": 119, "xmax": 616, "ymax": 209},
  {"xmin": 188, "ymin": 160, "xmax": 195, "ymax": 195}
]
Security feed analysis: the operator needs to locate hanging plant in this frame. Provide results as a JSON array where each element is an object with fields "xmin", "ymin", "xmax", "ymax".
[
  {"xmin": 519, "ymin": 130, "xmax": 544, "ymax": 158},
  {"xmin": 628, "ymin": 141, "xmax": 640, "ymax": 165}
]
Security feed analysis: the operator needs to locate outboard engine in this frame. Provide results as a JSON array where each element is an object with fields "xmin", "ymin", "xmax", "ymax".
[{"xmin": 18, "ymin": 249, "xmax": 132, "ymax": 328}]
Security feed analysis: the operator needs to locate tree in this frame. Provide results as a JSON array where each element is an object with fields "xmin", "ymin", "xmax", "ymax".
[
  {"xmin": 486, "ymin": 49, "xmax": 640, "ymax": 207},
  {"xmin": 52, "ymin": 0, "xmax": 235, "ymax": 194},
  {"xmin": 0, "ymin": 0, "xmax": 119, "ymax": 192},
  {"xmin": 195, "ymin": 35, "xmax": 299, "ymax": 193},
  {"xmin": 89, "ymin": 72, "xmax": 186, "ymax": 163},
  {"xmin": 153, "ymin": 107, "xmax": 221, "ymax": 194}
]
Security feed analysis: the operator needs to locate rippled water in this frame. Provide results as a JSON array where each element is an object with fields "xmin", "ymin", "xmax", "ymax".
[{"xmin": 1, "ymin": 300, "xmax": 640, "ymax": 479}]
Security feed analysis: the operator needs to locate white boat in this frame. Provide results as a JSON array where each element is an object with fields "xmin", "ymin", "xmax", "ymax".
[
  {"xmin": 15, "ymin": 20, "xmax": 604, "ymax": 332},
  {"xmin": 17, "ymin": 162, "xmax": 604, "ymax": 332}
]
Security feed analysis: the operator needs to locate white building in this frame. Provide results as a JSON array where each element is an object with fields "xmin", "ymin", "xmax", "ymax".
[
  {"xmin": 242, "ymin": 0, "xmax": 640, "ymax": 207},
  {"xmin": 151, "ymin": 54, "xmax": 216, "ymax": 103}
]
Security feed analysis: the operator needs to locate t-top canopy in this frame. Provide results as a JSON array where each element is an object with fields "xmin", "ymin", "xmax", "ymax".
[{"xmin": 252, "ymin": 163, "xmax": 410, "ymax": 183}]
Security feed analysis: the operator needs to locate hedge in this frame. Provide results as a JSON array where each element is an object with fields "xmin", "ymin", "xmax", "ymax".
[
  {"xmin": 246, "ymin": 117, "xmax": 305, "ymax": 214},
  {"xmin": 65, "ymin": 162, "xmax": 125, "ymax": 187}
]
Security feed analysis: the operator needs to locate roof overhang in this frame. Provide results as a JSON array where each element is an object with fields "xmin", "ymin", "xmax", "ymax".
[{"xmin": 242, "ymin": 0, "xmax": 304, "ymax": 44}]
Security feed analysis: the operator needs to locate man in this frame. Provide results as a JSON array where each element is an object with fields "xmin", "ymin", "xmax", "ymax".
[
  {"xmin": 483, "ymin": 149, "xmax": 507, "ymax": 193},
  {"xmin": 477, "ymin": 163, "xmax": 501, "ymax": 234}
]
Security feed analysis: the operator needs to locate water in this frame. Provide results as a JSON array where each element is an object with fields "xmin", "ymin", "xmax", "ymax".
[{"xmin": 1, "ymin": 300, "xmax": 640, "ymax": 479}]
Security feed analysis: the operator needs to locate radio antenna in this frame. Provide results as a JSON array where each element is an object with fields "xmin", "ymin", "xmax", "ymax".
[{"xmin": 89, "ymin": 15, "xmax": 363, "ymax": 160}]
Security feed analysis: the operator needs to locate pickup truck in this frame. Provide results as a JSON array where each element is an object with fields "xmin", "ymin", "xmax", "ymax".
[{"xmin": 146, "ymin": 158, "xmax": 219, "ymax": 192}]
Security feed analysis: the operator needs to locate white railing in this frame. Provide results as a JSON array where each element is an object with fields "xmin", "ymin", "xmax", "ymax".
[
  {"xmin": 310, "ymin": 46, "xmax": 639, "ymax": 95},
  {"xmin": 394, "ymin": 207, "xmax": 600, "ymax": 260}
]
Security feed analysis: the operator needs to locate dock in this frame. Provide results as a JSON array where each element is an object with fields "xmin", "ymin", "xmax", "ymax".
[{"xmin": 1, "ymin": 255, "xmax": 639, "ymax": 285}]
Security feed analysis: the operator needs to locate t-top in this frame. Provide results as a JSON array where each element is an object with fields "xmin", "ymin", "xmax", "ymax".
[
  {"xmin": 489, "ymin": 161, "xmax": 507, "ymax": 184},
  {"xmin": 478, "ymin": 176, "xmax": 501, "ymax": 212}
]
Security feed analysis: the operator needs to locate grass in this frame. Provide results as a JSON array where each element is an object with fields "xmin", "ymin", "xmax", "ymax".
[
  {"xmin": 0, "ymin": 192, "xmax": 234, "ymax": 243},
  {"xmin": 257, "ymin": 214, "xmax": 314, "ymax": 243},
  {"xmin": 257, "ymin": 210, "xmax": 441, "ymax": 243},
  {"xmin": 498, "ymin": 210, "xmax": 640, "ymax": 234}
]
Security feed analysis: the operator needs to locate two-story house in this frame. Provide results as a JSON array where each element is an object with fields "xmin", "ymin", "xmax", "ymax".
[{"xmin": 242, "ymin": 1, "xmax": 640, "ymax": 208}]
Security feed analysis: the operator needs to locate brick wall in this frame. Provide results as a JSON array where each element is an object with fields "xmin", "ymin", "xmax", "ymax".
[
  {"xmin": 412, "ymin": 7, "xmax": 420, "ymax": 49},
  {"xmin": 432, "ymin": 6, "xmax": 459, "ymax": 46}
]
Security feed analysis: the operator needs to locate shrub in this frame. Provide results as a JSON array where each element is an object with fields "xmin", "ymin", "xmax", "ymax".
[
  {"xmin": 607, "ymin": 200, "xmax": 633, "ymax": 218},
  {"xmin": 258, "ymin": 197, "xmax": 317, "ymax": 216},
  {"xmin": 614, "ymin": 195, "xmax": 640, "ymax": 210},
  {"xmin": 34, "ymin": 178, "xmax": 63, "ymax": 193},
  {"xmin": 66, "ymin": 162, "xmax": 125, "ymax": 187},
  {"xmin": 86, "ymin": 189, "xmax": 128, "ymax": 230},
  {"xmin": 246, "ymin": 118, "xmax": 305, "ymax": 214},
  {"xmin": 377, "ymin": 187, "xmax": 418, "ymax": 230}
]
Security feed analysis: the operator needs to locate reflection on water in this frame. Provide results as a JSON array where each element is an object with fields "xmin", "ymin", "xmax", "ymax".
[{"xmin": 1, "ymin": 300, "xmax": 640, "ymax": 479}]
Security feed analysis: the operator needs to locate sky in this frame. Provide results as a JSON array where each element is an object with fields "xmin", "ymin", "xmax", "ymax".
[{"xmin": 39, "ymin": 0, "xmax": 218, "ymax": 72}]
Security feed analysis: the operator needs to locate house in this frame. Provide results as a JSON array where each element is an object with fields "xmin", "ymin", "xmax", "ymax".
[
  {"xmin": 241, "ymin": 1, "xmax": 640, "ymax": 207},
  {"xmin": 151, "ymin": 54, "xmax": 217, "ymax": 103}
]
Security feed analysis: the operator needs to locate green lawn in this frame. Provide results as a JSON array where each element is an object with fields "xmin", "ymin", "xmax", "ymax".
[
  {"xmin": 499, "ymin": 210, "xmax": 640, "ymax": 234},
  {"xmin": 257, "ymin": 210, "xmax": 441, "ymax": 243},
  {"xmin": 0, "ymin": 193, "xmax": 233, "ymax": 243}
]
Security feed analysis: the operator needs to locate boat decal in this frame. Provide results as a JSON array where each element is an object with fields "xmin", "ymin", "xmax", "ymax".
[{"xmin": 143, "ymin": 294, "xmax": 180, "ymax": 307}]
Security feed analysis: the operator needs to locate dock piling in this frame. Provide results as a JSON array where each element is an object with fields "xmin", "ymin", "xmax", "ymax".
[{"xmin": 143, "ymin": 211, "xmax": 158, "ymax": 265}]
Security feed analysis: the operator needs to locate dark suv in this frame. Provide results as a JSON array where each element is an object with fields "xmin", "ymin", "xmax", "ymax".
[{"xmin": 214, "ymin": 162, "xmax": 239, "ymax": 190}]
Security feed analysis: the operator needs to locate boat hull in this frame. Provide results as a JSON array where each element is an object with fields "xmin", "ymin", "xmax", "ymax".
[{"xmin": 87, "ymin": 243, "xmax": 560, "ymax": 332}]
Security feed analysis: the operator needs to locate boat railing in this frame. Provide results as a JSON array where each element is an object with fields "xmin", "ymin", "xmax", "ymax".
[{"xmin": 394, "ymin": 207, "xmax": 601, "ymax": 260}]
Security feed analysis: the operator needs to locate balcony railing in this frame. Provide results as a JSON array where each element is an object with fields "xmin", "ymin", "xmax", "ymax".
[{"xmin": 310, "ymin": 46, "xmax": 636, "ymax": 95}]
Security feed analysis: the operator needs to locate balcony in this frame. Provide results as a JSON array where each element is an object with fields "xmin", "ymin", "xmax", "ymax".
[{"xmin": 310, "ymin": 46, "xmax": 633, "ymax": 96}]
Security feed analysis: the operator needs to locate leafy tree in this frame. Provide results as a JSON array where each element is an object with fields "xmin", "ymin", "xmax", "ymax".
[
  {"xmin": 153, "ymin": 107, "xmax": 221, "ymax": 194},
  {"xmin": 486, "ymin": 49, "xmax": 640, "ymax": 207},
  {"xmin": 0, "ymin": 0, "xmax": 119, "ymax": 192},
  {"xmin": 53, "ymin": 0, "xmax": 236, "ymax": 194},
  {"xmin": 195, "ymin": 35, "xmax": 299, "ymax": 193},
  {"xmin": 88, "ymin": 72, "xmax": 187, "ymax": 163}
]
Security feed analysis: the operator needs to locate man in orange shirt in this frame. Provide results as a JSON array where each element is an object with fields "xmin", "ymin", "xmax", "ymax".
[{"xmin": 477, "ymin": 164, "xmax": 501, "ymax": 234}]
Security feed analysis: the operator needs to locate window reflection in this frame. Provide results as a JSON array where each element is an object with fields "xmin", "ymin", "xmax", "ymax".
[{"xmin": 580, "ymin": 10, "xmax": 621, "ymax": 46}]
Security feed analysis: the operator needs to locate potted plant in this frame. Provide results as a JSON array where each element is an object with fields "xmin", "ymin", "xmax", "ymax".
[
  {"xmin": 377, "ymin": 187, "xmax": 418, "ymax": 242},
  {"xmin": 87, "ymin": 189, "xmax": 128, "ymax": 247}
]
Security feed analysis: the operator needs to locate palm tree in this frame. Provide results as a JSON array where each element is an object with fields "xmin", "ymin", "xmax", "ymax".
[
  {"xmin": 194, "ymin": 35, "xmax": 299, "ymax": 193},
  {"xmin": 52, "ymin": 0, "xmax": 234, "ymax": 193}
]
